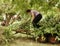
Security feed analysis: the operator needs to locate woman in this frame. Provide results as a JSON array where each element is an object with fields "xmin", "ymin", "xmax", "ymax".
[{"xmin": 26, "ymin": 9, "xmax": 42, "ymax": 28}]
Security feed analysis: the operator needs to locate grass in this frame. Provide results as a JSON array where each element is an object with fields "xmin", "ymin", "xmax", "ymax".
[
  {"xmin": 0, "ymin": 26, "xmax": 60, "ymax": 46},
  {"xmin": 9, "ymin": 37, "xmax": 60, "ymax": 46}
]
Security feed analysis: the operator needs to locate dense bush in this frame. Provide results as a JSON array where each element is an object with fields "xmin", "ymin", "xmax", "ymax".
[{"xmin": 0, "ymin": 0, "xmax": 60, "ymax": 44}]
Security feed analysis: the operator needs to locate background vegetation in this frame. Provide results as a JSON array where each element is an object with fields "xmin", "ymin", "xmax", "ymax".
[{"xmin": 0, "ymin": 0, "xmax": 60, "ymax": 45}]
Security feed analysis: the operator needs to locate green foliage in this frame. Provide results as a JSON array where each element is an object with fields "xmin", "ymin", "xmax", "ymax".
[
  {"xmin": 0, "ymin": 0, "xmax": 60, "ymax": 44},
  {"xmin": 36, "ymin": 13, "xmax": 60, "ymax": 37},
  {"xmin": 0, "ymin": 16, "xmax": 4, "ymax": 21}
]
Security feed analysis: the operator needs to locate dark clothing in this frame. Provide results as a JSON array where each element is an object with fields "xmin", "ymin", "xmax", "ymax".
[{"xmin": 32, "ymin": 14, "xmax": 42, "ymax": 28}]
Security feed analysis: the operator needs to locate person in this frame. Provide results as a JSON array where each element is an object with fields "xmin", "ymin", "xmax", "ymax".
[
  {"xmin": 26, "ymin": 9, "xmax": 42, "ymax": 28},
  {"xmin": 1, "ymin": 12, "xmax": 20, "ymax": 26}
]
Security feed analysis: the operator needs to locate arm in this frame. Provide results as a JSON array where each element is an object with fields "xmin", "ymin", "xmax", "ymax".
[
  {"xmin": 31, "ymin": 13, "xmax": 35, "ymax": 22},
  {"xmin": 2, "ymin": 13, "xmax": 6, "ymax": 20}
]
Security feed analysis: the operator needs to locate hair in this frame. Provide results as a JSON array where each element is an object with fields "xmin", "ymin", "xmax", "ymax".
[{"xmin": 26, "ymin": 9, "xmax": 31, "ymax": 13}]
